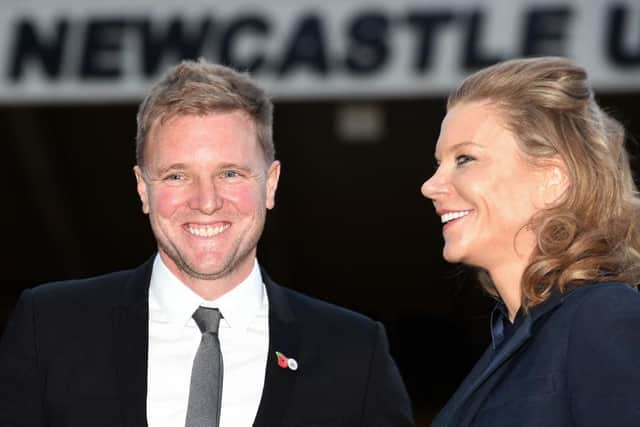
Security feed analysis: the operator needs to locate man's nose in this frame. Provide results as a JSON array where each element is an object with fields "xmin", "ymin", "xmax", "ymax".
[{"xmin": 190, "ymin": 179, "xmax": 223, "ymax": 214}]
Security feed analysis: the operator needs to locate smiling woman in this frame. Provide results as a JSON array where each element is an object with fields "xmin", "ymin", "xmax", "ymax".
[
  {"xmin": 424, "ymin": 57, "xmax": 640, "ymax": 427},
  {"xmin": 422, "ymin": 101, "xmax": 551, "ymax": 306}
]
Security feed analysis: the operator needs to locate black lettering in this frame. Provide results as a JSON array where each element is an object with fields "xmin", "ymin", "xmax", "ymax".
[
  {"xmin": 277, "ymin": 15, "xmax": 328, "ymax": 75},
  {"xmin": 406, "ymin": 12, "xmax": 454, "ymax": 72},
  {"xmin": 344, "ymin": 12, "xmax": 390, "ymax": 75},
  {"xmin": 462, "ymin": 11, "xmax": 503, "ymax": 69},
  {"xmin": 522, "ymin": 7, "xmax": 571, "ymax": 56},
  {"xmin": 9, "ymin": 19, "xmax": 68, "ymax": 80},
  {"xmin": 139, "ymin": 17, "xmax": 214, "ymax": 76},
  {"xmin": 80, "ymin": 18, "xmax": 128, "ymax": 79},
  {"xmin": 220, "ymin": 15, "xmax": 270, "ymax": 72},
  {"xmin": 607, "ymin": 5, "xmax": 640, "ymax": 66}
]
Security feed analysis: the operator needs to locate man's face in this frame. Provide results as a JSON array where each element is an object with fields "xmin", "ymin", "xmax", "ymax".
[{"xmin": 134, "ymin": 111, "xmax": 280, "ymax": 292}]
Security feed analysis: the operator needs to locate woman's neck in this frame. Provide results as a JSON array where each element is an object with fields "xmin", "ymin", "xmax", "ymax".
[{"xmin": 488, "ymin": 261, "xmax": 526, "ymax": 322}]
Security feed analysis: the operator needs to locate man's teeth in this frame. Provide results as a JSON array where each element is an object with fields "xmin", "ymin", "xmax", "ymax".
[
  {"xmin": 187, "ymin": 224, "xmax": 229, "ymax": 237},
  {"xmin": 441, "ymin": 210, "xmax": 472, "ymax": 224}
]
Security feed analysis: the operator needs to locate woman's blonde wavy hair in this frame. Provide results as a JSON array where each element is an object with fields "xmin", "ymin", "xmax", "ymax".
[{"xmin": 448, "ymin": 56, "xmax": 640, "ymax": 309}]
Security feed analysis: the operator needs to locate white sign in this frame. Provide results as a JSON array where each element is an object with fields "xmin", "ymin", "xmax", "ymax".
[{"xmin": 1, "ymin": 0, "xmax": 639, "ymax": 103}]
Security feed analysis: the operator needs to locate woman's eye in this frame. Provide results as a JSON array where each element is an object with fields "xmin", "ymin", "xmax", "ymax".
[{"xmin": 455, "ymin": 154, "xmax": 475, "ymax": 166}]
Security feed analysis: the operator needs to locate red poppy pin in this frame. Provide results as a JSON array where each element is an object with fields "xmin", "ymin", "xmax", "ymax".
[{"xmin": 275, "ymin": 351, "xmax": 298, "ymax": 371}]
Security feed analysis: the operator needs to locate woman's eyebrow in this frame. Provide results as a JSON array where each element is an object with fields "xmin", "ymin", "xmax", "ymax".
[{"xmin": 435, "ymin": 141, "xmax": 483, "ymax": 161}]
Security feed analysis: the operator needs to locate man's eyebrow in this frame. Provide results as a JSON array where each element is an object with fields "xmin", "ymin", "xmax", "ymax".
[
  {"xmin": 217, "ymin": 162, "xmax": 252, "ymax": 171},
  {"xmin": 155, "ymin": 163, "xmax": 188, "ymax": 174},
  {"xmin": 435, "ymin": 141, "xmax": 483, "ymax": 161},
  {"xmin": 153, "ymin": 162, "xmax": 257, "ymax": 177}
]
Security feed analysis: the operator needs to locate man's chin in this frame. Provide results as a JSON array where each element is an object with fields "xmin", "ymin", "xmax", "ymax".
[{"xmin": 181, "ymin": 262, "xmax": 233, "ymax": 281}]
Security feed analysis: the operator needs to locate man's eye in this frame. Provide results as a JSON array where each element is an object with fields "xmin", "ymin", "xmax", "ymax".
[
  {"xmin": 164, "ymin": 174, "xmax": 184, "ymax": 181},
  {"xmin": 455, "ymin": 154, "xmax": 475, "ymax": 166},
  {"xmin": 222, "ymin": 170, "xmax": 241, "ymax": 179}
]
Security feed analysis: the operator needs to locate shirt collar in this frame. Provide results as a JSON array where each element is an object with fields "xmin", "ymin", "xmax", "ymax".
[
  {"xmin": 489, "ymin": 300, "xmax": 525, "ymax": 350},
  {"xmin": 148, "ymin": 254, "xmax": 265, "ymax": 331},
  {"xmin": 200, "ymin": 260, "xmax": 265, "ymax": 331},
  {"xmin": 489, "ymin": 301, "xmax": 509, "ymax": 350}
]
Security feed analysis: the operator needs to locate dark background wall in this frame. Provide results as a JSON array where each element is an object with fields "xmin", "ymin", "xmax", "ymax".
[{"xmin": 2, "ymin": 94, "xmax": 639, "ymax": 423}]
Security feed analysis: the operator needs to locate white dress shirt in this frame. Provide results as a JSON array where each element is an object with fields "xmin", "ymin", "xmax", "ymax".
[{"xmin": 146, "ymin": 255, "xmax": 269, "ymax": 427}]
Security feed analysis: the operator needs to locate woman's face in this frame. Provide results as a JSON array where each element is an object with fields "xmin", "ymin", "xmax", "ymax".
[{"xmin": 421, "ymin": 101, "xmax": 552, "ymax": 272}]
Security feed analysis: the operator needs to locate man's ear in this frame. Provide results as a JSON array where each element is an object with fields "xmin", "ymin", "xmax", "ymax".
[
  {"xmin": 265, "ymin": 160, "xmax": 281, "ymax": 210},
  {"xmin": 133, "ymin": 165, "xmax": 150, "ymax": 214}
]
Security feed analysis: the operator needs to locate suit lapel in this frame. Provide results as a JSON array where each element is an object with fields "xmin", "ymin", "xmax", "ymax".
[
  {"xmin": 253, "ymin": 272, "xmax": 300, "ymax": 427},
  {"xmin": 447, "ymin": 317, "xmax": 533, "ymax": 426},
  {"xmin": 113, "ymin": 258, "xmax": 153, "ymax": 427},
  {"xmin": 438, "ymin": 293, "xmax": 564, "ymax": 426}
]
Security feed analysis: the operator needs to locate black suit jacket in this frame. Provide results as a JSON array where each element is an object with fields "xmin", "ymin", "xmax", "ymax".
[
  {"xmin": 0, "ymin": 258, "xmax": 414, "ymax": 427},
  {"xmin": 432, "ymin": 282, "xmax": 640, "ymax": 427}
]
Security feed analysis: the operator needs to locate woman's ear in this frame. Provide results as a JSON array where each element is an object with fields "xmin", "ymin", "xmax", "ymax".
[{"xmin": 541, "ymin": 158, "xmax": 569, "ymax": 206}]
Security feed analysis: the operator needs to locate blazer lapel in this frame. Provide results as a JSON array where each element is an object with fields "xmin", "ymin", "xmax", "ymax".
[
  {"xmin": 439, "ymin": 293, "xmax": 565, "ymax": 426},
  {"xmin": 253, "ymin": 272, "xmax": 300, "ymax": 427},
  {"xmin": 112, "ymin": 258, "xmax": 153, "ymax": 427},
  {"xmin": 449, "ymin": 317, "xmax": 534, "ymax": 426}
]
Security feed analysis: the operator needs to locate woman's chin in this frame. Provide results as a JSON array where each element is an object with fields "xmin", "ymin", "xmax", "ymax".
[{"xmin": 442, "ymin": 246, "xmax": 463, "ymax": 264}]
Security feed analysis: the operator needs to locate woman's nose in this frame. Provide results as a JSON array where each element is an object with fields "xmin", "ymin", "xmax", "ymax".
[{"xmin": 421, "ymin": 169, "xmax": 447, "ymax": 200}]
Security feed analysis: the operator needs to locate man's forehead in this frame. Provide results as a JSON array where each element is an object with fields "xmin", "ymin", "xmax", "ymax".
[
  {"xmin": 145, "ymin": 110, "xmax": 257, "ymax": 148},
  {"xmin": 153, "ymin": 109, "xmax": 254, "ymax": 128}
]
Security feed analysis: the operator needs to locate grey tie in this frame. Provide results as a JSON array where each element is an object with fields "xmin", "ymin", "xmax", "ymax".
[{"xmin": 186, "ymin": 307, "xmax": 223, "ymax": 427}]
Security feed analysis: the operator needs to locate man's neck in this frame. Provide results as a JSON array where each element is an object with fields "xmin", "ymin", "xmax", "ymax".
[{"xmin": 159, "ymin": 253, "xmax": 256, "ymax": 301}]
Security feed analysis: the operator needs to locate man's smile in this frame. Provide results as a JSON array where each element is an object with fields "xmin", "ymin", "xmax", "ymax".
[{"xmin": 185, "ymin": 222, "xmax": 231, "ymax": 238}]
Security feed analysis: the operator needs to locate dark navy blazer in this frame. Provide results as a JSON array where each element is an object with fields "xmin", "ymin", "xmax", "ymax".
[{"xmin": 433, "ymin": 282, "xmax": 640, "ymax": 427}]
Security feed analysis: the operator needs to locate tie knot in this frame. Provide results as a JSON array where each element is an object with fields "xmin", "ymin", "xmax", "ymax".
[{"xmin": 192, "ymin": 307, "xmax": 222, "ymax": 334}]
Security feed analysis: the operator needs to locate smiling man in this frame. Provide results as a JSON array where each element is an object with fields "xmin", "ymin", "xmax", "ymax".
[
  {"xmin": 133, "ymin": 111, "xmax": 279, "ymax": 301},
  {"xmin": 0, "ymin": 60, "xmax": 414, "ymax": 427}
]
